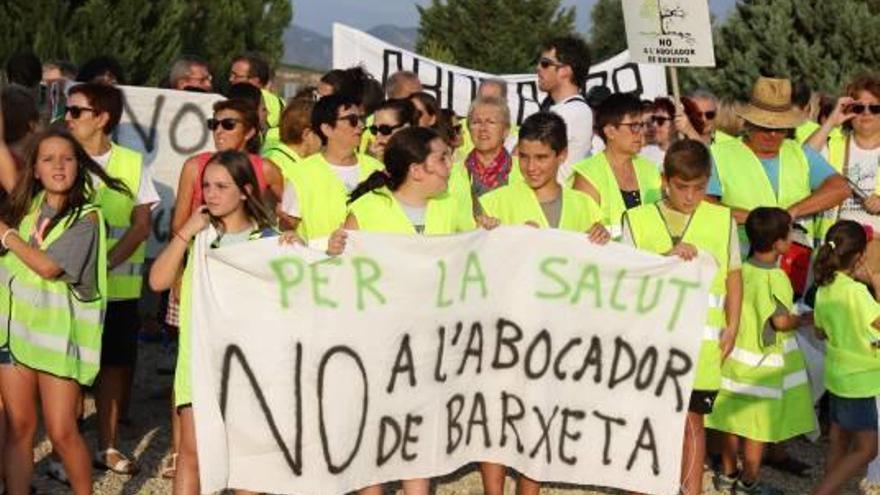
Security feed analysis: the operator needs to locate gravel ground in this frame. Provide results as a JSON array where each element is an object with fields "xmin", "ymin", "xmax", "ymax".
[{"xmin": 26, "ymin": 342, "xmax": 864, "ymax": 495}]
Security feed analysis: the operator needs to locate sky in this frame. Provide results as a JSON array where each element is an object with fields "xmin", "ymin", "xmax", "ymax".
[{"xmin": 292, "ymin": 0, "xmax": 737, "ymax": 35}]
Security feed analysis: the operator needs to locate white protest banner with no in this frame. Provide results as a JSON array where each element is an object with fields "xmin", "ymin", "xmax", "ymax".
[
  {"xmin": 622, "ymin": 0, "xmax": 716, "ymax": 67},
  {"xmin": 333, "ymin": 23, "xmax": 668, "ymax": 124},
  {"xmin": 189, "ymin": 227, "xmax": 716, "ymax": 494},
  {"xmin": 114, "ymin": 86, "xmax": 223, "ymax": 254}
]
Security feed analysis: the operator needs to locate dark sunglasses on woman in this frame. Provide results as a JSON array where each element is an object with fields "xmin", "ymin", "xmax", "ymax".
[
  {"xmin": 337, "ymin": 114, "xmax": 364, "ymax": 128},
  {"xmin": 65, "ymin": 105, "xmax": 96, "ymax": 119},
  {"xmin": 847, "ymin": 103, "xmax": 880, "ymax": 115},
  {"xmin": 368, "ymin": 123, "xmax": 405, "ymax": 136},
  {"xmin": 207, "ymin": 118, "xmax": 240, "ymax": 131},
  {"xmin": 650, "ymin": 115, "xmax": 672, "ymax": 125}
]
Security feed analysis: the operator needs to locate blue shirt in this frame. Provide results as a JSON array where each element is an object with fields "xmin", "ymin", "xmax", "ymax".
[{"xmin": 708, "ymin": 144, "xmax": 837, "ymax": 197}]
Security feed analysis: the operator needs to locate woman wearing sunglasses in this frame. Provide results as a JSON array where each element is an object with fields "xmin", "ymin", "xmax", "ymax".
[
  {"xmin": 367, "ymin": 98, "xmax": 417, "ymax": 161},
  {"xmin": 571, "ymin": 92, "xmax": 662, "ymax": 240},
  {"xmin": 807, "ymin": 74, "xmax": 880, "ymax": 242},
  {"xmin": 640, "ymin": 97, "xmax": 676, "ymax": 166}
]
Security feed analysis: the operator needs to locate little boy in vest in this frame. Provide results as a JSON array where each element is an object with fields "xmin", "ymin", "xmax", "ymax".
[
  {"xmin": 478, "ymin": 111, "xmax": 609, "ymax": 243},
  {"xmin": 622, "ymin": 139, "xmax": 743, "ymax": 495},
  {"xmin": 706, "ymin": 207, "xmax": 814, "ymax": 495}
]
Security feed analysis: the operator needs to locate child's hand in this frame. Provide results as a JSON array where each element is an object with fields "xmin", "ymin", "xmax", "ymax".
[
  {"xmin": 719, "ymin": 327, "xmax": 736, "ymax": 361},
  {"xmin": 865, "ymin": 195, "xmax": 880, "ymax": 215},
  {"xmin": 524, "ymin": 220, "xmax": 540, "ymax": 228},
  {"xmin": 476, "ymin": 215, "xmax": 500, "ymax": 230},
  {"xmin": 587, "ymin": 223, "xmax": 610, "ymax": 244},
  {"xmin": 666, "ymin": 242, "xmax": 698, "ymax": 261},
  {"xmin": 326, "ymin": 228, "xmax": 348, "ymax": 256},
  {"xmin": 179, "ymin": 205, "xmax": 210, "ymax": 240},
  {"xmin": 278, "ymin": 231, "xmax": 305, "ymax": 246}
]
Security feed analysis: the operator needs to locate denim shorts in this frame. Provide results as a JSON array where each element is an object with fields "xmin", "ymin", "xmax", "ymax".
[{"xmin": 829, "ymin": 393, "xmax": 879, "ymax": 431}]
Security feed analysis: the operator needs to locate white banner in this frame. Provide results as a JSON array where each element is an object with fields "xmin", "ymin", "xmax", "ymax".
[
  {"xmin": 114, "ymin": 86, "xmax": 224, "ymax": 254},
  {"xmin": 622, "ymin": 0, "xmax": 716, "ymax": 67},
  {"xmin": 332, "ymin": 24, "xmax": 668, "ymax": 125},
  {"xmin": 190, "ymin": 227, "xmax": 716, "ymax": 495}
]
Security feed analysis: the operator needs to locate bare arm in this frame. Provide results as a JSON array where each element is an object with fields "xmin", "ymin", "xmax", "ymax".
[
  {"xmin": 788, "ymin": 174, "xmax": 851, "ymax": 220},
  {"xmin": 171, "ymin": 157, "xmax": 199, "ymax": 235},
  {"xmin": 149, "ymin": 206, "xmax": 208, "ymax": 291},
  {"xmin": 805, "ymin": 97, "xmax": 855, "ymax": 152}
]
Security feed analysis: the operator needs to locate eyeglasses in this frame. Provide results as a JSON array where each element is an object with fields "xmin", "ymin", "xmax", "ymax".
[
  {"xmin": 207, "ymin": 118, "xmax": 241, "ymax": 131},
  {"xmin": 651, "ymin": 115, "xmax": 672, "ymax": 125},
  {"xmin": 369, "ymin": 123, "xmax": 405, "ymax": 136},
  {"xmin": 65, "ymin": 105, "xmax": 96, "ymax": 119},
  {"xmin": 538, "ymin": 57, "xmax": 565, "ymax": 69},
  {"xmin": 616, "ymin": 122, "xmax": 646, "ymax": 133},
  {"xmin": 452, "ymin": 124, "xmax": 463, "ymax": 135},
  {"xmin": 699, "ymin": 110, "xmax": 717, "ymax": 120},
  {"xmin": 337, "ymin": 113, "xmax": 365, "ymax": 128},
  {"xmin": 849, "ymin": 103, "xmax": 880, "ymax": 115}
]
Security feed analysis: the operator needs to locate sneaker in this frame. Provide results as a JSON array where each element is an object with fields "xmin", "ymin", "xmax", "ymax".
[
  {"xmin": 737, "ymin": 479, "xmax": 784, "ymax": 495},
  {"xmin": 46, "ymin": 458, "xmax": 69, "ymax": 485},
  {"xmin": 714, "ymin": 471, "xmax": 737, "ymax": 494}
]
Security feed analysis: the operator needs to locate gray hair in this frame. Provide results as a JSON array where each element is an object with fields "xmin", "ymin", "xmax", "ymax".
[
  {"xmin": 478, "ymin": 78, "xmax": 508, "ymax": 99},
  {"xmin": 168, "ymin": 55, "xmax": 209, "ymax": 88},
  {"xmin": 467, "ymin": 96, "xmax": 511, "ymax": 128},
  {"xmin": 689, "ymin": 88, "xmax": 718, "ymax": 103},
  {"xmin": 385, "ymin": 71, "xmax": 420, "ymax": 98}
]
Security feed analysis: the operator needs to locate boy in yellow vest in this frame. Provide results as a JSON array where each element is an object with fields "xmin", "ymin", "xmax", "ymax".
[
  {"xmin": 622, "ymin": 139, "xmax": 743, "ymax": 495},
  {"xmin": 706, "ymin": 207, "xmax": 814, "ymax": 495}
]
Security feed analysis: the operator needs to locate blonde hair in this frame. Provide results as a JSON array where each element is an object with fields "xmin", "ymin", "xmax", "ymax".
[{"xmin": 715, "ymin": 97, "xmax": 744, "ymax": 138}]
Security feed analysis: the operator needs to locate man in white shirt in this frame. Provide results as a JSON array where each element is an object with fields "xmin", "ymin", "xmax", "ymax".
[{"xmin": 537, "ymin": 36, "xmax": 593, "ymax": 182}]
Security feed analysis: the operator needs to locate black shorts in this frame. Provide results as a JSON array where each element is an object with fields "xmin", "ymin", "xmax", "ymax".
[
  {"xmin": 688, "ymin": 389, "xmax": 718, "ymax": 415},
  {"xmin": 101, "ymin": 299, "xmax": 140, "ymax": 367}
]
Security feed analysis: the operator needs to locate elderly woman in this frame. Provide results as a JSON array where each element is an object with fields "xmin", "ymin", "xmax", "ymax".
[
  {"xmin": 463, "ymin": 96, "xmax": 524, "ymax": 197},
  {"xmin": 571, "ymin": 92, "xmax": 662, "ymax": 239},
  {"xmin": 807, "ymin": 74, "xmax": 880, "ymax": 240}
]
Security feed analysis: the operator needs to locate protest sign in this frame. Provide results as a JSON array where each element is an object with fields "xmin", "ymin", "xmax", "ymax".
[
  {"xmin": 332, "ymin": 23, "xmax": 668, "ymax": 125},
  {"xmin": 189, "ymin": 227, "xmax": 716, "ymax": 494},
  {"xmin": 114, "ymin": 86, "xmax": 223, "ymax": 254},
  {"xmin": 622, "ymin": 0, "xmax": 716, "ymax": 67}
]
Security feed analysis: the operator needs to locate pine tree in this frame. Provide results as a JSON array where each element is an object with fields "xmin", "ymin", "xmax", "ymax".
[
  {"xmin": 683, "ymin": 0, "xmax": 880, "ymax": 99},
  {"xmin": 415, "ymin": 0, "xmax": 576, "ymax": 74},
  {"xmin": 589, "ymin": 0, "xmax": 627, "ymax": 63}
]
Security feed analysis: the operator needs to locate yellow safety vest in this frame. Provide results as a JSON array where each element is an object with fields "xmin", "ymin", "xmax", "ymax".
[
  {"xmin": 261, "ymin": 88, "xmax": 284, "ymax": 151},
  {"xmin": 0, "ymin": 197, "xmax": 107, "ymax": 385},
  {"xmin": 359, "ymin": 114, "xmax": 375, "ymax": 155},
  {"xmin": 795, "ymin": 121, "xmax": 820, "ymax": 144},
  {"xmin": 287, "ymin": 153, "xmax": 385, "ymax": 241},
  {"xmin": 262, "ymin": 142, "xmax": 303, "ymax": 182},
  {"xmin": 626, "ymin": 200, "xmax": 731, "ymax": 391},
  {"xmin": 348, "ymin": 187, "xmax": 474, "ymax": 234},
  {"xmin": 814, "ymin": 129, "xmax": 847, "ymax": 243},
  {"xmin": 94, "ymin": 143, "xmax": 144, "ymax": 300},
  {"xmin": 571, "ymin": 151, "xmax": 662, "ymax": 239},
  {"xmin": 479, "ymin": 181, "xmax": 602, "ymax": 232},
  {"xmin": 816, "ymin": 272, "xmax": 880, "ymax": 398}
]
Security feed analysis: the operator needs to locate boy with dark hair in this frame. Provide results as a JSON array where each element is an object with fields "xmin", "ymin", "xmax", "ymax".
[{"xmin": 622, "ymin": 139, "xmax": 743, "ymax": 495}]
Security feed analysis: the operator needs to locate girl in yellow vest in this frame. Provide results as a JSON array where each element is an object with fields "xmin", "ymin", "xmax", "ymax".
[
  {"xmin": 150, "ymin": 150, "xmax": 281, "ymax": 495},
  {"xmin": 0, "ymin": 129, "xmax": 131, "ymax": 495},
  {"xmin": 811, "ymin": 220, "xmax": 880, "ymax": 495},
  {"xmin": 707, "ymin": 207, "xmax": 815, "ymax": 495},
  {"xmin": 263, "ymin": 95, "xmax": 322, "ymax": 182},
  {"xmin": 572, "ymin": 92, "xmax": 662, "ymax": 240},
  {"xmin": 621, "ymin": 139, "xmax": 743, "ymax": 495},
  {"xmin": 327, "ymin": 127, "xmax": 472, "ymax": 495}
]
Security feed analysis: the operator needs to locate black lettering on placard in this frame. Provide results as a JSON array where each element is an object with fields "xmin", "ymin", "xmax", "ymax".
[
  {"xmin": 377, "ymin": 416, "xmax": 401, "ymax": 467},
  {"xmin": 169, "ymin": 103, "xmax": 210, "ymax": 155},
  {"xmin": 612, "ymin": 63, "xmax": 644, "ymax": 96},
  {"xmin": 448, "ymin": 72, "xmax": 478, "ymax": 112},
  {"xmin": 559, "ymin": 408, "xmax": 586, "ymax": 465},
  {"xmin": 655, "ymin": 348, "xmax": 693, "ymax": 412},
  {"xmin": 524, "ymin": 329, "xmax": 552, "ymax": 379},
  {"xmin": 500, "ymin": 392, "xmax": 525, "ymax": 453},
  {"xmin": 318, "ymin": 346, "xmax": 368, "ymax": 474},
  {"xmin": 553, "ymin": 337, "xmax": 582, "ymax": 380},
  {"xmin": 529, "ymin": 406, "xmax": 559, "ymax": 463},
  {"xmin": 413, "ymin": 57, "xmax": 443, "ymax": 103},
  {"xmin": 446, "ymin": 394, "xmax": 465, "ymax": 454},
  {"xmin": 627, "ymin": 418, "xmax": 660, "ymax": 475},
  {"xmin": 386, "ymin": 333, "xmax": 416, "ymax": 393},
  {"xmin": 609, "ymin": 337, "xmax": 637, "ymax": 389},
  {"xmin": 121, "ymin": 94, "xmax": 164, "ymax": 153},
  {"xmin": 592, "ymin": 410, "xmax": 626, "ymax": 466},
  {"xmin": 456, "ymin": 321, "xmax": 484, "ymax": 375},
  {"xmin": 635, "ymin": 346, "xmax": 659, "ymax": 390},
  {"xmin": 515, "ymin": 81, "xmax": 541, "ymax": 124},
  {"xmin": 401, "ymin": 414, "xmax": 423, "ymax": 462},
  {"xmin": 584, "ymin": 71, "xmax": 609, "ymax": 92},
  {"xmin": 434, "ymin": 325, "xmax": 447, "ymax": 382},
  {"xmin": 573, "ymin": 335, "xmax": 603, "ymax": 383},
  {"xmin": 466, "ymin": 392, "xmax": 491, "ymax": 448},
  {"xmin": 382, "ymin": 49, "xmax": 404, "ymax": 87},
  {"xmin": 218, "ymin": 344, "xmax": 302, "ymax": 475},
  {"xmin": 492, "ymin": 318, "xmax": 522, "ymax": 370}
]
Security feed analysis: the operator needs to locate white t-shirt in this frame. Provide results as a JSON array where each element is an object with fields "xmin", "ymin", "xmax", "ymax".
[
  {"xmin": 549, "ymin": 94, "xmax": 593, "ymax": 183},
  {"xmin": 281, "ymin": 162, "xmax": 361, "ymax": 218},
  {"xmin": 837, "ymin": 139, "xmax": 880, "ymax": 229},
  {"xmin": 640, "ymin": 144, "xmax": 666, "ymax": 171},
  {"xmin": 91, "ymin": 148, "xmax": 160, "ymax": 208}
]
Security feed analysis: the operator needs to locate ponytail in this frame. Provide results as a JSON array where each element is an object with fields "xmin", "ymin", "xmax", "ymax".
[
  {"xmin": 348, "ymin": 171, "xmax": 389, "ymax": 204},
  {"xmin": 813, "ymin": 220, "xmax": 868, "ymax": 286}
]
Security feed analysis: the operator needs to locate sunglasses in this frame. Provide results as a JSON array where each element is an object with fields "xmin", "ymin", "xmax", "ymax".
[
  {"xmin": 650, "ymin": 115, "xmax": 672, "ymax": 125},
  {"xmin": 750, "ymin": 125, "xmax": 787, "ymax": 135},
  {"xmin": 207, "ymin": 118, "xmax": 241, "ymax": 131},
  {"xmin": 699, "ymin": 110, "xmax": 717, "ymax": 120},
  {"xmin": 538, "ymin": 57, "xmax": 565, "ymax": 69},
  {"xmin": 452, "ymin": 124, "xmax": 463, "ymax": 135},
  {"xmin": 617, "ymin": 122, "xmax": 646, "ymax": 133},
  {"xmin": 65, "ymin": 105, "xmax": 96, "ymax": 119},
  {"xmin": 848, "ymin": 103, "xmax": 880, "ymax": 115},
  {"xmin": 337, "ymin": 113, "xmax": 365, "ymax": 127},
  {"xmin": 369, "ymin": 123, "xmax": 405, "ymax": 136}
]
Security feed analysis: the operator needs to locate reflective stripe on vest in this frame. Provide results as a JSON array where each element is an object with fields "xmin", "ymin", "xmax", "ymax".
[
  {"xmin": 814, "ymin": 130, "xmax": 848, "ymax": 243},
  {"xmin": 95, "ymin": 144, "xmax": 144, "ymax": 300},
  {"xmin": 627, "ymin": 201, "xmax": 731, "ymax": 391},
  {"xmin": 288, "ymin": 153, "xmax": 385, "ymax": 241},
  {"xmin": 571, "ymin": 151, "xmax": 662, "ymax": 239},
  {"xmin": 3, "ymin": 198, "xmax": 107, "ymax": 386},
  {"xmin": 721, "ymin": 369, "xmax": 809, "ymax": 399},
  {"xmin": 478, "ymin": 182, "xmax": 601, "ymax": 232}
]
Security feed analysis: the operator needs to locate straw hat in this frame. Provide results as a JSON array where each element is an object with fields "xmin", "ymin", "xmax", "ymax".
[{"xmin": 737, "ymin": 77, "xmax": 806, "ymax": 129}]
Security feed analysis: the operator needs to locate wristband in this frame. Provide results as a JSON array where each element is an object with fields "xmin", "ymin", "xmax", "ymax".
[{"xmin": 1, "ymin": 229, "xmax": 18, "ymax": 249}]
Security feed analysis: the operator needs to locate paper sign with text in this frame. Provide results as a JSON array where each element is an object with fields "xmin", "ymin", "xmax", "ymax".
[
  {"xmin": 190, "ymin": 227, "xmax": 716, "ymax": 495},
  {"xmin": 622, "ymin": 0, "xmax": 716, "ymax": 67}
]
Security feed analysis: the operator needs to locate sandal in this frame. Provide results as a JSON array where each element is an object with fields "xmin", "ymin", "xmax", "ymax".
[
  {"xmin": 93, "ymin": 447, "xmax": 139, "ymax": 475},
  {"xmin": 160, "ymin": 453, "xmax": 177, "ymax": 479}
]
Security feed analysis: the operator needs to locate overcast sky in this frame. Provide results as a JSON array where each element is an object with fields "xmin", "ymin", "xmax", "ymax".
[{"xmin": 293, "ymin": 0, "xmax": 736, "ymax": 35}]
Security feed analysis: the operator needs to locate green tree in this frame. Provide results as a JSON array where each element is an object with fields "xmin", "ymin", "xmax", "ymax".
[
  {"xmin": 589, "ymin": 0, "xmax": 627, "ymax": 63},
  {"xmin": 683, "ymin": 0, "xmax": 880, "ymax": 99},
  {"xmin": 416, "ymin": 0, "xmax": 576, "ymax": 73}
]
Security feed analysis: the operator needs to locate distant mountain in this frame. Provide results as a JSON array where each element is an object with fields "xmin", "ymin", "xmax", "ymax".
[
  {"xmin": 367, "ymin": 25, "xmax": 419, "ymax": 52},
  {"xmin": 282, "ymin": 23, "xmax": 419, "ymax": 71}
]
